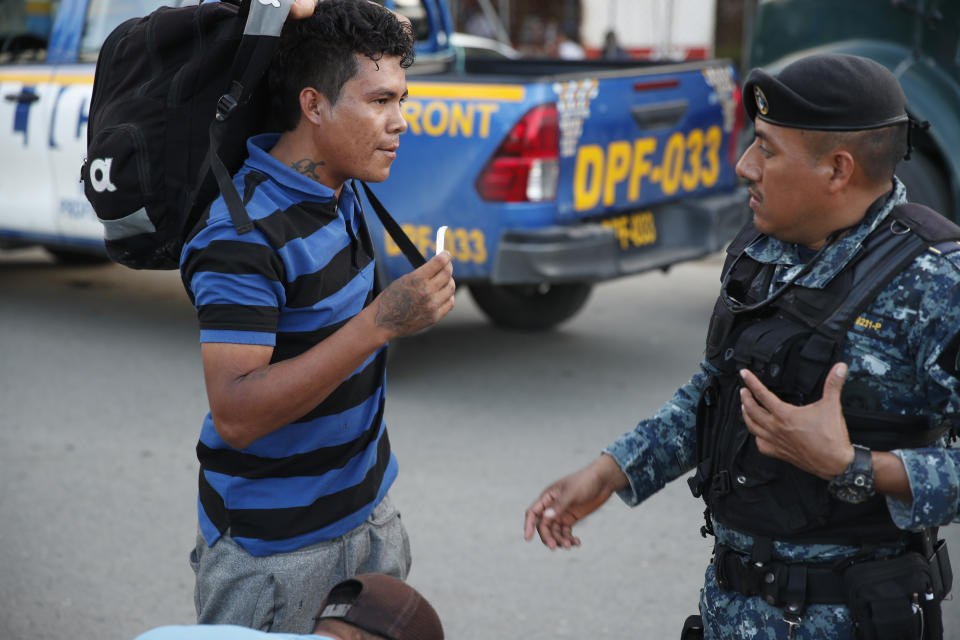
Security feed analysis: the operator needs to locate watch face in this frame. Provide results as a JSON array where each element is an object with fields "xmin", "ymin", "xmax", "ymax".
[
  {"xmin": 828, "ymin": 446, "xmax": 875, "ymax": 504},
  {"xmin": 828, "ymin": 481, "xmax": 872, "ymax": 504}
]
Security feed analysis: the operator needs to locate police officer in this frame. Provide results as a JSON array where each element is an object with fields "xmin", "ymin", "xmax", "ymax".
[{"xmin": 523, "ymin": 53, "xmax": 960, "ymax": 639}]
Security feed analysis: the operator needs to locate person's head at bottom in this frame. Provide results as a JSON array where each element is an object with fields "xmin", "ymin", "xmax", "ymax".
[{"xmin": 312, "ymin": 574, "xmax": 443, "ymax": 640}]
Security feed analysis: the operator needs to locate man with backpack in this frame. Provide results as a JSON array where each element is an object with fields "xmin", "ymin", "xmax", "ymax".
[{"xmin": 179, "ymin": 1, "xmax": 455, "ymax": 633}]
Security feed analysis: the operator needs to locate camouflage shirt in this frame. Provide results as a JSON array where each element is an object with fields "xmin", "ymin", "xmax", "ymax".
[{"xmin": 605, "ymin": 180, "xmax": 960, "ymax": 638}]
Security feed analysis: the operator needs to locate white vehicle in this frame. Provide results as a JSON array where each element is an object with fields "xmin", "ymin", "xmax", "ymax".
[
  {"xmin": 581, "ymin": 0, "xmax": 717, "ymax": 60},
  {"xmin": 0, "ymin": 0, "xmax": 163, "ymax": 262},
  {"xmin": 449, "ymin": 31, "xmax": 520, "ymax": 59}
]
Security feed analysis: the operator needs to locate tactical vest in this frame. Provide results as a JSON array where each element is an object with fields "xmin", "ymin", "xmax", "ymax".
[{"xmin": 688, "ymin": 203, "xmax": 960, "ymax": 545}]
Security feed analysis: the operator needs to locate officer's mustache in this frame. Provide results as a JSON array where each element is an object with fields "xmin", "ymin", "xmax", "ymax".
[{"xmin": 742, "ymin": 179, "xmax": 763, "ymax": 202}]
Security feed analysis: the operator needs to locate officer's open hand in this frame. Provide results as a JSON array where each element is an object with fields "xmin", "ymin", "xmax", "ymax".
[
  {"xmin": 523, "ymin": 454, "xmax": 628, "ymax": 550},
  {"xmin": 739, "ymin": 363, "xmax": 856, "ymax": 480}
]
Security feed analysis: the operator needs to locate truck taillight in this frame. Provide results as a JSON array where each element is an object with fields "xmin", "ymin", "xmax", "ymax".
[
  {"xmin": 476, "ymin": 103, "xmax": 559, "ymax": 203},
  {"xmin": 729, "ymin": 83, "xmax": 745, "ymax": 167}
]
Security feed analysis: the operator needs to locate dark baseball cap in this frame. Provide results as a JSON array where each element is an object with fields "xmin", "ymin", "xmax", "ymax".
[
  {"xmin": 316, "ymin": 574, "xmax": 443, "ymax": 640},
  {"xmin": 743, "ymin": 53, "xmax": 909, "ymax": 131}
]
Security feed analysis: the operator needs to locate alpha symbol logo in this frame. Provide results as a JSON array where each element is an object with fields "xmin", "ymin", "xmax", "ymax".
[
  {"xmin": 258, "ymin": 0, "xmax": 281, "ymax": 7},
  {"xmin": 90, "ymin": 158, "xmax": 118, "ymax": 193}
]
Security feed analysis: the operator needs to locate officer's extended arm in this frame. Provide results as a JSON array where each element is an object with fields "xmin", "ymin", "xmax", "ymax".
[
  {"xmin": 523, "ymin": 454, "xmax": 629, "ymax": 550},
  {"xmin": 739, "ymin": 363, "xmax": 912, "ymax": 502}
]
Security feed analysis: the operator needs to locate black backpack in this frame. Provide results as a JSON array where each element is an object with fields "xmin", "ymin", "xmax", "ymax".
[{"xmin": 81, "ymin": 0, "xmax": 424, "ymax": 271}]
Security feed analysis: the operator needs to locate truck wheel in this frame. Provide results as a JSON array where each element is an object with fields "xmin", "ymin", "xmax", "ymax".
[
  {"xmin": 896, "ymin": 151, "xmax": 954, "ymax": 218},
  {"xmin": 468, "ymin": 282, "xmax": 592, "ymax": 330}
]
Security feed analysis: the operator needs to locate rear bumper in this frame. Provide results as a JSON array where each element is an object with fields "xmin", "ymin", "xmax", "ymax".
[{"xmin": 490, "ymin": 188, "xmax": 749, "ymax": 284}]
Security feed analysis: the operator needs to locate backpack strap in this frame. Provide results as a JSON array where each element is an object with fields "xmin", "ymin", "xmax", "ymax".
[
  {"xmin": 203, "ymin": 0, "xmax": 293, "ymax": 235},
  {"xmin": 357, "ymin": 181, "xmax": 427, "ymax": 268}
]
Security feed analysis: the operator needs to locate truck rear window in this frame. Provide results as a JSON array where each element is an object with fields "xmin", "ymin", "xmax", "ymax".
[
  {"xmin": 370, "ymin": 0, "xmax": 430, "ymax": 43},
  {"xmin": 79, "ymin": 0, "xmax": 170, "ymax": 61},
  {"xmin": 0, "ymin": 0, "xmax": 58, "ymax": 62}
]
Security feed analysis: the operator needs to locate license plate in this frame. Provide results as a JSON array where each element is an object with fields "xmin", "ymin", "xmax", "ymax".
[{"xmin": 600, "ymin": 211, "xmax": 657, "ymax": 251}]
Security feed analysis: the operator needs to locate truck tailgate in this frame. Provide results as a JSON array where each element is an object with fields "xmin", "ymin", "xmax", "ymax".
[{"xmin": 554, "ymin": 61, "xmax": 740, "ymax": 222}]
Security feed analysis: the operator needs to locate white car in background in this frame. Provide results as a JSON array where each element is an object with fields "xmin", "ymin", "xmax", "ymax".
[{"xmin": 449, "ymin": 32, "xmax": 520, "ymax": 59}]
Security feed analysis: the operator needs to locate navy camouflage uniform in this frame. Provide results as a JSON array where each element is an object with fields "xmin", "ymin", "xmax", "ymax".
[{"xmin": 605, "ymin": 179, "xmax": 960, "ymax": 639}]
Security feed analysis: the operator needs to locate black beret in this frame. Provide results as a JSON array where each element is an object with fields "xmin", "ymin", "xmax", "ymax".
[{"xmin": 743, "ymin": 53, "xmax": 909, "ymax": 131}]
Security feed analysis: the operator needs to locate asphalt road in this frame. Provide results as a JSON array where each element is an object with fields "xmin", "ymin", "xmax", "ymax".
[{"xmin": 1, "ymin": 247, "xmax": 958, "ymax": 639}]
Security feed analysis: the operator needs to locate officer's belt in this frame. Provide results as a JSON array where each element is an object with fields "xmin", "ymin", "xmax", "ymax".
[{"xmin": 713, "ymin": 543, "xmax": 848, "ymax": 608}]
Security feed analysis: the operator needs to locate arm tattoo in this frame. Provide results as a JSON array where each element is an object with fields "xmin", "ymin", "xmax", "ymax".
[
  {"xmin": 290, "ymin": 158, "xmax": 326, "ymax": 181},
  {"xmin": 375, "ymin": 278, "xmax": 425, "ymax": 334}
]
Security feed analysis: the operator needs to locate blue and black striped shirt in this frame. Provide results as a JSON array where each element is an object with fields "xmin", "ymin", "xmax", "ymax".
[{"xmin": 181, "ymin": 134, "xmax": 397, "ymax": 557}]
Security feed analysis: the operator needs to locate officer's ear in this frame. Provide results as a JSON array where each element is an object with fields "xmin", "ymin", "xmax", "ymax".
[{"xmin": 824, "ymin": 149, "xmax": 855, "ymax": 194}]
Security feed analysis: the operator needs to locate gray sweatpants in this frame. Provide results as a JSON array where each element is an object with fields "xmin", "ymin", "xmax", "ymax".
[{"xmin": 189, "ymin": 494, "xmax": 411, "ymax": 634}]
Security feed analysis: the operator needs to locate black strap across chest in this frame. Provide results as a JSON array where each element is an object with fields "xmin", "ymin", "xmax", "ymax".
[{"xmin": 720, "ymin": 203, "xmax": 960, "ymax": 350}]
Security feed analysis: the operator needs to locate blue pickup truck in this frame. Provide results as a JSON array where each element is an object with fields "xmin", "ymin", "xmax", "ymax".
[{"xmin": 0, "ymin": 0, "xmax": 747, "ymax": 328}]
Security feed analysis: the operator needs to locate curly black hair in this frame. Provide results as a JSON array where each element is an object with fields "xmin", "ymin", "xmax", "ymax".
[{"xmin": 268, "ymin": 0, "xmax": 415, "ymax": 131}]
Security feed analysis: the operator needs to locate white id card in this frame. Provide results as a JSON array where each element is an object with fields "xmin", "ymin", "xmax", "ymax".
[{"xmin": 436, "ymin": 226, "xmax": 448, "ymax": 254}]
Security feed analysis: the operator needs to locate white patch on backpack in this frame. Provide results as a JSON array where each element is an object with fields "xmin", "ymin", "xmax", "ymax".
[
  {"xmin": 258, "ymin": 0, "xmax": 281, "ymax": 7},
  {"xmin": 89, "ymin": 158, "xmax": 117, "ymax": 193}
]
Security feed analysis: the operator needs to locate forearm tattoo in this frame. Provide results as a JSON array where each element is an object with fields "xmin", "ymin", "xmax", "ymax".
[
  {"xmin": 290, "ymin": 158, "xmax": 326, "ymax": 181},
  {"xmin": 376, "ymin": 279, "xmax": 424, "ymax": 334}
]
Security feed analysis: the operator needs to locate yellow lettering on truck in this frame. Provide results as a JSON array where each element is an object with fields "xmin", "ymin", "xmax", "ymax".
[
  {"xmin": 572, "ymin": 126, "xmax": 724, "ymax": 212},
  {"xmin": 401, "ymin": 101, "xmax": 500, "ymax": 138}
]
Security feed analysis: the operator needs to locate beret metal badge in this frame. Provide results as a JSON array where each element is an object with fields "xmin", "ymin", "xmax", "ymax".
[{"xmin": 754, "ymin": 85, "xmax": 769, "ymax": 116}]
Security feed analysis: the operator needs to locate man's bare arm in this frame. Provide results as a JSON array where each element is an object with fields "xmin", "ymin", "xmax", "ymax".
[{"xmin": 203, "ymin": 253, "xmax": 455, "ymax": 449}]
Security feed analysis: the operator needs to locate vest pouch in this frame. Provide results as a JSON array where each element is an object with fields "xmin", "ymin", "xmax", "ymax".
[
  {"xmin": 844, "ymin": 551, "xmax": 943, "ymax": 640},
  {"xmin": 733, "ymin": 317, "xmax": 819, "ymax": 403},
  {"xmin": 720, "ymin": 430, "xmax": 831, "ymax": 536},
  {"xmin": 698, "ymin": 375, "xmax": 752, "ymax": 495}
]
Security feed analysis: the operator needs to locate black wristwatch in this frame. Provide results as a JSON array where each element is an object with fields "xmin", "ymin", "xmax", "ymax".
[{"xmin": 827, "ymin": 444, "xmax": 875, "ymax": 504}]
